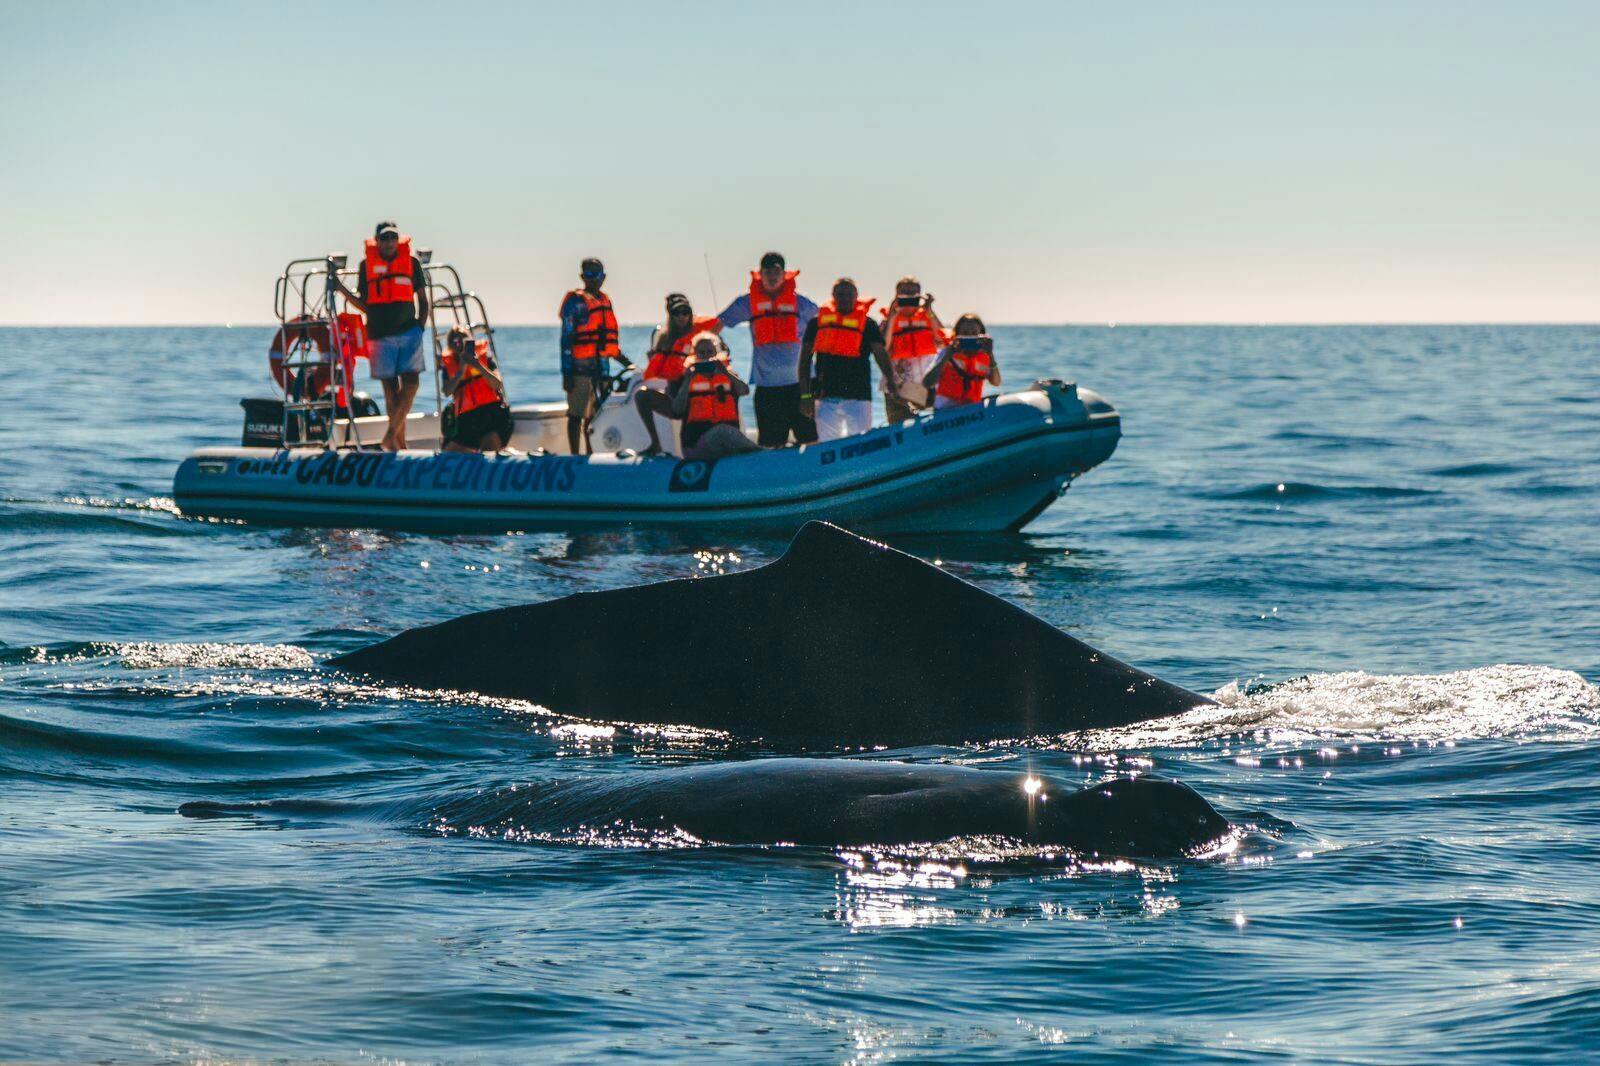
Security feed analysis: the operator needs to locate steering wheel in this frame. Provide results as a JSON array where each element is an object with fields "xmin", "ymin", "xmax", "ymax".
[{"xmin": 596, "ymin": 361, "xmax": 639, "ymax": 404}]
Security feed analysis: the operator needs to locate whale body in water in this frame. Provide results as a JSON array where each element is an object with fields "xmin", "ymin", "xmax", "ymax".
[
  {"xmin": 181, "ymin": 759, "xmax": 1232, "ymax": 857},
  {"xmin": 438, "ymin": 760, "xmax": 1232, "ymax": 855},
  {"xmin": 331, "ymin": 522, "xmax": 1214, "ymax": 747}
]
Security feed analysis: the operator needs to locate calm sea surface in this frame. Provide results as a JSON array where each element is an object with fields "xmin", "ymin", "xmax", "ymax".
[{"xmin": 2, "ymin": 324, "xmax": 1598, "ymax": 1063}]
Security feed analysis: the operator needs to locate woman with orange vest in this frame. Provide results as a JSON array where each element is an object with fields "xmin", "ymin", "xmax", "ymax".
[
  {"xmin": 558, "ymin": 257, "xmax": 631, "ymax": 455},
  {"xmin": 880, "ymin": 276, "xmax": 949, "ymax": 423},
  {"xmin": 439, "ymin": 326, "xmax": 513, "ymax": 452},
  {"xmin": 332, "ymin": 221, "xmax": 430, "ymax": 451},
  {"xmin": 635, "ymin": 293, "xmax": 724, "ymax": 456},
  {"xmin": 921, "ymin": 313, "xmax": 1003, "ymax": 411},
  {"xmin": 716, "ymin": 251, "xmax": 821, "ymax": 447},
  {"xmin": 669, "ymin": 333, "xmax": 760, "ymax": 461},
  {"xmin": 797, "ymin": 278, "xmax": 893, "ymax": 442}
]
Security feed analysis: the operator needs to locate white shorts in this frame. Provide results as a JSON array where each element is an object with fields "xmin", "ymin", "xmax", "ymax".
[{"xmin": 815, "ymin": 398, "xmax": 873, "ymax": 442}]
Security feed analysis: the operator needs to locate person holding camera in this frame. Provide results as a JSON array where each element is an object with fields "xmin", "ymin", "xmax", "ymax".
[
  {"xmin": 635, "ymin": 293, "xmax": 723, "ymax": 456},
  {"xmin": 880, "ymin": 276, "xmax": 947, "ymax": 422},
  {"xmin": 670, "ymin": 333, "xmax": 760, "ymax": 461},
  {"xmin": 922, "ymin": 313, "xmax": 1003, "ymax": 410},
  {"xmin": 439, "ymin": 326, "xmax": 513, "ymax": 453}
]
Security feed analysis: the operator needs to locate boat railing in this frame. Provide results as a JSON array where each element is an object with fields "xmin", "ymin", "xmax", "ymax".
[
  {"xmin": 272, "ymin": 255, "xmax": 368, "ymax": 450},
  {"xmin": 423, "ymin": 261, "xmax": 501, "ymax": 428}
]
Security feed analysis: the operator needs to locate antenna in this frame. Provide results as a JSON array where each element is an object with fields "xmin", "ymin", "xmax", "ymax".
[{"xmin": 703, "ymin": 251, "xmax": 720, "ymax": 309}]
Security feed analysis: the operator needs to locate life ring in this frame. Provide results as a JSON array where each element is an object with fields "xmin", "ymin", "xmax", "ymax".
[{"xmin": 269, "ymin": 315, "xmax": 333, "ymax": 396}]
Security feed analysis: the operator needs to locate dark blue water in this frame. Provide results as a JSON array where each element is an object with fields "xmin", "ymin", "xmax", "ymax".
[{"xmin": 2, "ymin": 325, "xmax": 1598, "ymax": 1062}]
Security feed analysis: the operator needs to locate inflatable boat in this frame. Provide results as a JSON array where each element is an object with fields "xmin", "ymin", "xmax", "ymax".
[
  {"xmin": 173, "ymin": 254, "xmax": 1120, "ymax": 534},
  {"xmin": 174, "ymin": 380, "xmax": 1119, "ymax": 534}
]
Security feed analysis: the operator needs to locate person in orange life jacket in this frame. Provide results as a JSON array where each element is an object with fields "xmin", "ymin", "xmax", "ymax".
[
  {"xmin": 669, "ymin": 333, "xmax": 760, "ymax": 461},
  {"xmin": 439, "ymin": 326, "xmax": 513, "ymax": 453},
  {"xmin": 332, "ymin": 221, "xmax": 430, "ymax": 451},
  {"xmin": 797, "ymin": 278, "xmax": 892, "ymax": 442},
  {"xmin": 558, "ymin": 257, "xmax": 630, "ymax": 455},
  {"xmin": 634, "ymin": 293, "xmax": 724, "ymax": 456},
  {"xmin": 880, "ymin": 276, "xmax": 947, "ymax": 423},
  {"xmin": 716, "ymin": 251, "xmax": 820, "ymax": 447},
  {"xmin": 922, "ymin": 313, "xmax": 1002, "ymax": 410}
]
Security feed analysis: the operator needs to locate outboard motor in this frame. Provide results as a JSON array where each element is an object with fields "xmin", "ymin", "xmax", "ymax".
[
  {"xmin": 240, "ymin": 398, "xmax": 284, "ymax": 447},
  {"xmin": 241, "ymin": 394, "xmax": 380, "ymax": 446}
]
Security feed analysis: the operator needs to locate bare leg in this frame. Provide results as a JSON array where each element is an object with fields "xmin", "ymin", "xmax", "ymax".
[
  {"xmin": 633, "ymin": 389, "xmax": 677, "ymax": 454},
  {"xmin": 391, "ymin": 371, "xmax": 421, "ymax": 450},
  {"xmin": 566, "ymin": 417, "xmax": 584, "ymax": 455},
  {"xmin": 379, "ymin": 378, "xmax": 401, "ymax": 451}
]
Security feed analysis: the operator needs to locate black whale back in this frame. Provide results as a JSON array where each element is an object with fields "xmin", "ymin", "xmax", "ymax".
[{"xmin": 331, "ymin": 522, "xmax": 1211, "ymax": 745}]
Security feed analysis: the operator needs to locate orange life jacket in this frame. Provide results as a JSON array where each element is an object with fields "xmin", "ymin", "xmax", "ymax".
[
  {"xmin": 685, "ymin": 366, "xmax": 740, "ymax": 425},
  {"xmin": 363, "ymin": 236, "xmax": 416, "ymax": 305},
  {"xmin": 331, "ymin": 312, "xmax": 369, "ymax": 407},
  {"xmin": 644, "ymin": 316, "xmax": 720, "ymax": 382},
  {"xmin": 568, "ymin": 288, "xmax": 621, "ymax": 361},
  {"xmin": 882, "ymin": 305, "xmax": 944, "ymax": 360},
  {"xmin": 936, "ymin": 345, "xmax": 992, "ymax": 405},
  {"xmin": 812, "ymin": 299, "xmax": 877, "ymax": 358},
  {"xmin": 442, "ymin": 340, "xmax": 500, "ymax": 416},
  {"xmin": 748, "ymin": 271, "xmax": 801, "ymax": 346}
]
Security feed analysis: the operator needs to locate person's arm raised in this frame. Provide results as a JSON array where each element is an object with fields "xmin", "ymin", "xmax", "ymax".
[
  {"xmin": 866, "ymin": 322, "xmax": 892, "ymax": 382},
  {"xmin": 333, "ymin": 270, "xmax": 370, "ymax": 314}
]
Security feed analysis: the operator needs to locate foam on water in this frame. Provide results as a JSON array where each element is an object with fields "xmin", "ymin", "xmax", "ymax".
[{"xmin": 1071, "ymin": 665, "xmax": 1600, "ymax": 750}]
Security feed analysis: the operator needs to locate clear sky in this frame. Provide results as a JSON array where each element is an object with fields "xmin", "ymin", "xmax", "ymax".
[{"xmin": 2, "ymin": 1, "xmax": 1596, "ymax": 324}]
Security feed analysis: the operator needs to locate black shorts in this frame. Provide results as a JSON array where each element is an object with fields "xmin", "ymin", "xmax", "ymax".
[
  {"xmin": 446, "ymin": 402, "xmax": 514, "ymax": 448},
  {"xmin": 681, "ymin": 419, "xmax": 738, "ymax": 451},
  {"xmin": 752, "ymin": 384, "xmax": 818, "ymax": 447}
]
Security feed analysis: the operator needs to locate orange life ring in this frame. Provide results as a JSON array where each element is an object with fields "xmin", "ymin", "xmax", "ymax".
[{"xmin": 269, "ymin": 316, "xmax": 333, "ymax": 395}]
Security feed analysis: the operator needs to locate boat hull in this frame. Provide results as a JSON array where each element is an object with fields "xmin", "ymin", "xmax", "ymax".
[{"xmin": 173, "ymin": 384, "xmax": 1120, "ymax": 535}]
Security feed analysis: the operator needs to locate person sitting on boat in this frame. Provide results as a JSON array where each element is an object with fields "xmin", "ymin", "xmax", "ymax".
[
  {"xmin": 797, "ymin": 278, "xmax": 892, "ymax": 442},
  {"xmin": 716, "ymin": 251, "xmax": 820, "ymax": 447},
  {"xmin": 332, "ymin": 221, "xmax": 430, "ymax": 452},
  {"xmin": 880, "ymin": 276, "xmax": 947, "ymax": 423},
  {"xmin": 559, "ymin": 258, "xmax": 630, "ymax": 455},
  {"xmin": 671, "ymin": 333, "xmax": 761, "ymax": 461},
  {"xmin": 440, "ymin": 326, "xmax": 513, "ymax": 453},
  {"xmin": 635, "ymin": 293, "xmax": 723, "ymax": 457},
  {"xmin": 922, "ymin": 313, "xmax": 1002, "ymax": 410}
]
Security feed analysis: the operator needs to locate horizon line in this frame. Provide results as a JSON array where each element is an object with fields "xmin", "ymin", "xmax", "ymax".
[{"xmin": 3, "ymin": 321, "xmax": 1598, "ymax": 329}]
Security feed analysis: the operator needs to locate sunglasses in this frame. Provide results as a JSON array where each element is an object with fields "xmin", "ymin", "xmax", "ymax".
[
  {"xmin": 670, "ymin": 309, "xmax": 692, "ymax": 317},
  {"xmin": 378, "ymin": 233, "xmax": 399, "ymax": 242}
]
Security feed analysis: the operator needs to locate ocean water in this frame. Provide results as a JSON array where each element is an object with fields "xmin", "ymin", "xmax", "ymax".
[{"xmin": 2, "ymin": 324, "xmax": 1598, "ymax": 1063}]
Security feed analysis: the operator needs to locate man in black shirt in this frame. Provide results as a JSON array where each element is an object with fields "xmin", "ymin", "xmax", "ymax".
[
  {"xmin": 335, "ymin": 221, "xmax": 430, "ymax": 450},
  {"xmin": 797, "ymin": 278, "xmax": 891, "ymax": 442}
]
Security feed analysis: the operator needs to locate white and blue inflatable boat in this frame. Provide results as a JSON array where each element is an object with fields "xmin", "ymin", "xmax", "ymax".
[{"xmin": 173, "ymin": 379, "xmax": 1120, "ymax": 535}]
